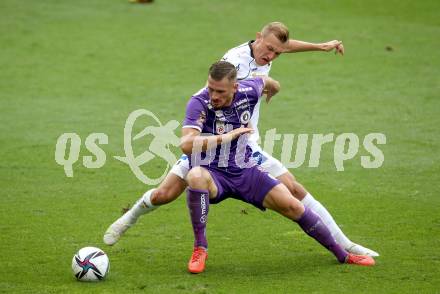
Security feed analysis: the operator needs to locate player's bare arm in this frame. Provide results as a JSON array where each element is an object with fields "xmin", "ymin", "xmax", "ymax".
[
  {"xmin": 285, "ymin": 39, "xmax": 344, "ymax": 55},
  {"xmin": 180, "ymin": 127, "xmax": 253, "ymax": 155},
  {"xmin": 261, "ymin": 76, "xmax": 281, "ymax": 103}
]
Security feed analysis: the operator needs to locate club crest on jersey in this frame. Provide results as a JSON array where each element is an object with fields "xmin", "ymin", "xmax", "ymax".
[
  {"xmin": 240, "ymin": 110, "xmax": 251, "ymax": 124},
  {"xmin": 216, "ymin": 120, "xmax": 226, "ymax": 134}
]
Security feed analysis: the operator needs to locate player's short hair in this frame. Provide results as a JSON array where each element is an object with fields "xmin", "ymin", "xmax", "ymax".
[
  {"xmin": 261, "ymin": 22, "xmax": 290, "ymax": 43},
  {"xmin": 208, "ymin": 61, "xmax": 237, "ymax": 81}
]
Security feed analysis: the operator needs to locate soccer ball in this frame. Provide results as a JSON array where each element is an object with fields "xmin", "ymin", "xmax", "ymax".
[{"xmin": 72, "ymin": 247, "xmax": 110, "ymax": 281}]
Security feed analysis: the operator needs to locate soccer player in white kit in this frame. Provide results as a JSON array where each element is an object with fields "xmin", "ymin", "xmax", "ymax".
[{"xmin": 104, "ymin": 22, "xmax": 379, "ymax": 257}]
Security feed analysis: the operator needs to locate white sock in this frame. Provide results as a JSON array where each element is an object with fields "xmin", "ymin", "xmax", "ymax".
[
  {"xmin": 301, "ymin": 193, "xmax": 352, "ymax": 249},
  {"xmin": 127, "ymin": 189, "xmax": 158, "ymax": 221}
]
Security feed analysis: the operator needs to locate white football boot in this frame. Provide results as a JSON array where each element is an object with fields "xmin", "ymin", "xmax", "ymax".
[
  {"xmin": 103, "ymin": 211, "xmax": 137, "ymax": 246},
  {"xmin": 103, "ymin": 190, "xmax": 157, "ymax": 245},
  {"xmin": 345, "ymin": 243, "xmax": 379, "ymax": 257}
]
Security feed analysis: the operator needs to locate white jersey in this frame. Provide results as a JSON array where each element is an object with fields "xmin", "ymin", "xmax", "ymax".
[
  {"xmin": 221, "ymin": 41, "xmax": 272, "ymax": 148},
  {"xmin": 171, "ymin": 42, "xmax": 288, "ymax": 180}
]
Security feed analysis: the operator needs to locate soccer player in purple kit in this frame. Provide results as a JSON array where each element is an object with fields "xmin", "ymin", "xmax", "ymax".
[
  {"xmin": 181, "ymin": 61, "xmax": 375, "ymax": 273},
  {"xmin": 104, "ymin": 21, "xmax": 379, "ymax": 259}
]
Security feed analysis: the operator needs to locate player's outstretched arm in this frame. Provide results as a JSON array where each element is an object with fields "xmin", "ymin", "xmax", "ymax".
[
  {"xmin": 285, "ymin": 39, "xmax": 344, "ymax": 55},
  {"xmin": 180, "ymin": 127, "xmax": 253, "ymax": 155},
  {"xmin": 261, "ymin": 76, "xmax": 281, "ymax": 103}
]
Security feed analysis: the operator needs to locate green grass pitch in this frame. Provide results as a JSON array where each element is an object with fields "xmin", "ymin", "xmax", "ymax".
[{"xmin": 1, "ymin": 0, "xmax": 439, "ymax": 293}]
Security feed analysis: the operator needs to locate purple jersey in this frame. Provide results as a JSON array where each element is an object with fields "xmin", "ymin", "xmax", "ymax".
[{"xmin": 183, "ymin": 78, "xmax": 264, "ymax": 174}]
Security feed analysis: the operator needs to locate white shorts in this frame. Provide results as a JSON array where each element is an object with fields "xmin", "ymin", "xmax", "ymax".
[
  {"xmin": 169, "ymin": 154, "xmax": 191, "ymax": 179},
  {"xmin": 248, "ymin": 145, "xmax": 288, "ymax": 178},
  {"xmin": 170, "ymin": 146, "xmax": 288, "ymax": 179}
]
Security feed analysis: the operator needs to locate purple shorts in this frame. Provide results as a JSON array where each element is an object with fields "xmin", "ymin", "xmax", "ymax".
[{"xmin": 206, "ymin": 166, "xmax": 280, "ymax": 211}]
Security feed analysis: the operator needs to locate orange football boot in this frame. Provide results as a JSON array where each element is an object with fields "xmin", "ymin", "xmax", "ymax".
[
  {"xmin": 346, "ymin": 253, "xmax": 375, "ymax": 266},
  {"xmin": 188, "ymin": 247, "xmax": 208, "ymax": 274}
]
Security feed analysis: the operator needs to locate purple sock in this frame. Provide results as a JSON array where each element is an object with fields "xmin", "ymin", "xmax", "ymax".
[
  {"xmin": 187, "ymin": 188, "xmax": 209, "ymax": 249},
  {"xmin": 296, "ymin": 207, "xmax": 348, "ymax": 263}
]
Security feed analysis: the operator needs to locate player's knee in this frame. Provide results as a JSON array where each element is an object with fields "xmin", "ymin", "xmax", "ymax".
[
  {"xmin": 151, "ymin": 187, "xmax": 174, "ymax": 205},
  {"xmin": 279, "ymin": 172, "xmax": 295, "ymax": 190},
  {"xmin": 187, "ymin": 167, "xmax": 209, "ymax": 189},
  {"xmin": 282, "ymin": 200, "xmax": 305, "ymax": 220},
  {"xmin": 291, "ymin": 181, "xmax": 307, "ymax": 200},
  {"xmin": 282, "ymin": 174, "xmax": 307, "ymax": 200}
]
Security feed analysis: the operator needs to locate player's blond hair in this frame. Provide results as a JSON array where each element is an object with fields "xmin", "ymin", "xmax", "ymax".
[
  {"xmin": 261, "ymin": 22, "xmax": 290, "ymax": 43},
  {"xmin": 209, "ymin": 61, "xmax": 237, "ymax": 81}
]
